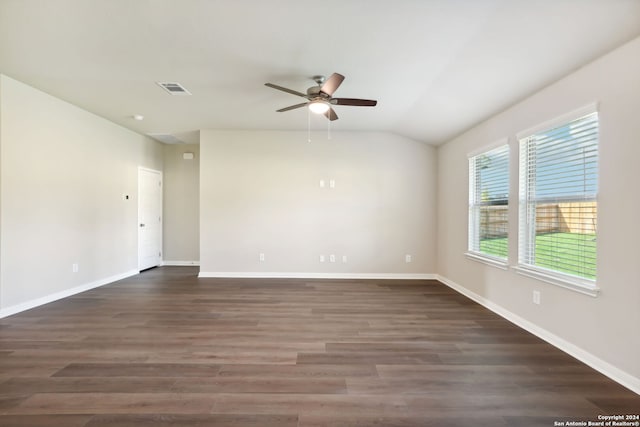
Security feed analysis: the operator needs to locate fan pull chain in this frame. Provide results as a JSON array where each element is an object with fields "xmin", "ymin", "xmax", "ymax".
[
  {"xmin": 308, "ymin": 107, "xmax": 311, "ymax": 142},
  {"xmin": 327, "ymin": 111, "xmax": 331, "ymax": 140}
]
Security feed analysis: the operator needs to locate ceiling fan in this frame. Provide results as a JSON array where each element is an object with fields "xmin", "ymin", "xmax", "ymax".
[{"xmin": 265, "ymin": 73, "xmax": 377, "ymax": 121}]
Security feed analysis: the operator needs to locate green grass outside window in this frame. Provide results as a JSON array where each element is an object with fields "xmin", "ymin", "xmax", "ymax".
[{"xmin": 479, "ymin": 232, "xmax": 596, "ymax": 280}]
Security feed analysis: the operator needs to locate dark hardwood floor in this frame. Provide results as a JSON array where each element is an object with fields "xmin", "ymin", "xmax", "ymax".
[{"xmin": 1, "ymin": 266, "xmax": 638, "ymax": 426}]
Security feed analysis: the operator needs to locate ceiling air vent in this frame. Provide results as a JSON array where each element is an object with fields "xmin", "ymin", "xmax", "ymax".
[{"xmin": 156, "ymin": 82, "xmax": 191, "ymax": 95}]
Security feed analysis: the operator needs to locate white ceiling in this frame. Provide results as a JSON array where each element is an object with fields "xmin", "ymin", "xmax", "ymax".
[{"xmin": 1, "ymin": 0, "xmax": 639, "ymax": 145}]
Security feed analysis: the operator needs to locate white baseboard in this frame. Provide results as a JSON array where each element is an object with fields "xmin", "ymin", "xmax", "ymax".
[
  {"xmin": 0, "ymin": 270, "xmax": 139, "ymax": 319},
  {"xmin": 436, "ymin": 274, "xmax": 640, "ymax": 396},
  {"xmin": 161, "ymin": 260, "xmax": 200, "ymax": 266},
  {"xmin": 198, "ymin": 271, "xmax": 437, "ymax": 280}
]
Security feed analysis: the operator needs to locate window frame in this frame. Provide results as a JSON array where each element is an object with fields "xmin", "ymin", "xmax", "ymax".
[
  {"xmin": 515, "ymin": 103, "xmax": 600, "ymax": 297},
  {"xmin": 466, "ymin": 140, "xmax": 510, "ymax": 269}
]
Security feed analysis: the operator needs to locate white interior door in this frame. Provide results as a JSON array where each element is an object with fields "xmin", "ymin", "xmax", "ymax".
[{"xmin": 138, "ymin": 167, "xmax": 162, "ymax": 270}]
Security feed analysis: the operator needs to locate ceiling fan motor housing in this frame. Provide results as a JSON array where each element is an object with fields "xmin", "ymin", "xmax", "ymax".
[
  {"xmin": 306, "ymin": 86, "xmax": 323, "ymax": 98},
  {"xmin": 307, "ymin": 86, "xmax": 329, "ymax": 100}
]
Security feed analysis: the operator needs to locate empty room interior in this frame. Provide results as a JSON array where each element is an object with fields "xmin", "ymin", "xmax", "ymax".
[{"xmin": 1, "ymin": 1, "xmax": 640, "ymax": 426}]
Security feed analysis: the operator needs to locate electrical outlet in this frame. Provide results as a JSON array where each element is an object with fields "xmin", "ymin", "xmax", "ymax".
[
  {"xmin": 259, "ymin": 253, "xmax": 265, "ymax": 262},
  {"xmin": 329, "ymin": 179, "xmax": 335, "ymax": 188},
  {"xmin": 533, "ymin": 290, "xmax": 541, "ymax": 305},
  {"xmin": 319, "ymin": 255, "xmax": 325, "ymax": 263},
  {"xmin": 405, "ymin": 254, "xmax": 412, "ymax": 263},
  {"xmin": 329, "ymin": 254, "xmax": 336, "ymax": 263},
  {"xmin": 72, "ymin": 263, "xmax": 79, "ymax": 273}
]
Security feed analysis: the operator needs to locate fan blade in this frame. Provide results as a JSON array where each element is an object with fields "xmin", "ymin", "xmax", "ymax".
[
  {"xmin": 277, "ymin": 102, "xmax": 308, "ymax": 112},
  {"xmin": 320, "ymin": 73, "xmax": 345, "ymax": 96},
  {"xmin": 333, "ymin": 98, "xmax": 377, "ymax": 107},
  {"xmin": 324, "ymin": 107, "xmax": 339, "ymax": 121},
  {"xmin": 265, "ymin": 83, "xmax": 308, "ymax": 98}
]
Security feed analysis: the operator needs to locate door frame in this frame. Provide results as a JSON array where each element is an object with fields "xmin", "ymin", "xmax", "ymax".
[{"xmin": 138, "ymin": 166, "xmax": 163, "ymax": 271}]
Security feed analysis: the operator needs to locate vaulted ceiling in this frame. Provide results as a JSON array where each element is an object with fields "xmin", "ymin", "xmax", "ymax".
[{"xmin": 1, "ymin": 0, "xmax": 639, "ymax": 145}]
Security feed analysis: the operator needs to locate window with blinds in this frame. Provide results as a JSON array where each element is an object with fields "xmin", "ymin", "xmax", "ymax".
[
  {"xmin": 518, "ymin": 110, "xmax": 598, "ymax": 284},
  {"xmin": 468, "ymin": 144, "xmax": 509, "ymax": 260}
]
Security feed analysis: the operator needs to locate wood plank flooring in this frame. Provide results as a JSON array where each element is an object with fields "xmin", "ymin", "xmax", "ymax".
[{"xmin": 1, "ymin": 266, "xmax": 638, "ymax": 426}]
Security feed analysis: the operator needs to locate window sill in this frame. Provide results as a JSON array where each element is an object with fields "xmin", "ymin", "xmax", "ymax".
[
  {"xmin": 513, "ymin": 265, "xmax": 600, "ymax": 297},
  {"xmin": 465, "ymin": 252, "xmax": 509, "ymax": 270}
]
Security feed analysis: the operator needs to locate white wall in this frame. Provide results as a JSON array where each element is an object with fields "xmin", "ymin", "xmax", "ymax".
[
  {"xmin": 200, "ymin": 130, "xmax": 436, "ymax": 277},
  {"xmin": 437, "ymin": 36, "xmax": 640, "ymax": 390},
  {"xmin": 163, "ymin": 143, "xmax": 199, "ymax": 264},
  {"xmin": 0, "ymin": 75, "xmax": 163, "ymax": 314}
]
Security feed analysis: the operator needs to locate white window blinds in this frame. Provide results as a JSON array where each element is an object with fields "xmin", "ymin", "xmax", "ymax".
[
  {"xmin": 518, "ymin": 111, "xmax": 598, "ymax": 282},
  {"xmin": 469, "ymin": 144, "xmax": 509, "ymax": 260}
]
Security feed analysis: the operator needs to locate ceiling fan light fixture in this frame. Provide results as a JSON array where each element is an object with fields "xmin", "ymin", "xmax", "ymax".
[{"xmin": 308, "ymin": 100, "xmax": 330, "ymax": 114}]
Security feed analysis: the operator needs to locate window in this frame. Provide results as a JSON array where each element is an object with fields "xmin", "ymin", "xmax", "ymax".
[
  {"xmin": 468, "ymin": 143, "xmax": 510, "ymax": 263},
  {"xmin": 518, "ymin": 108, "xmax": 598, "ymax": 290}
]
